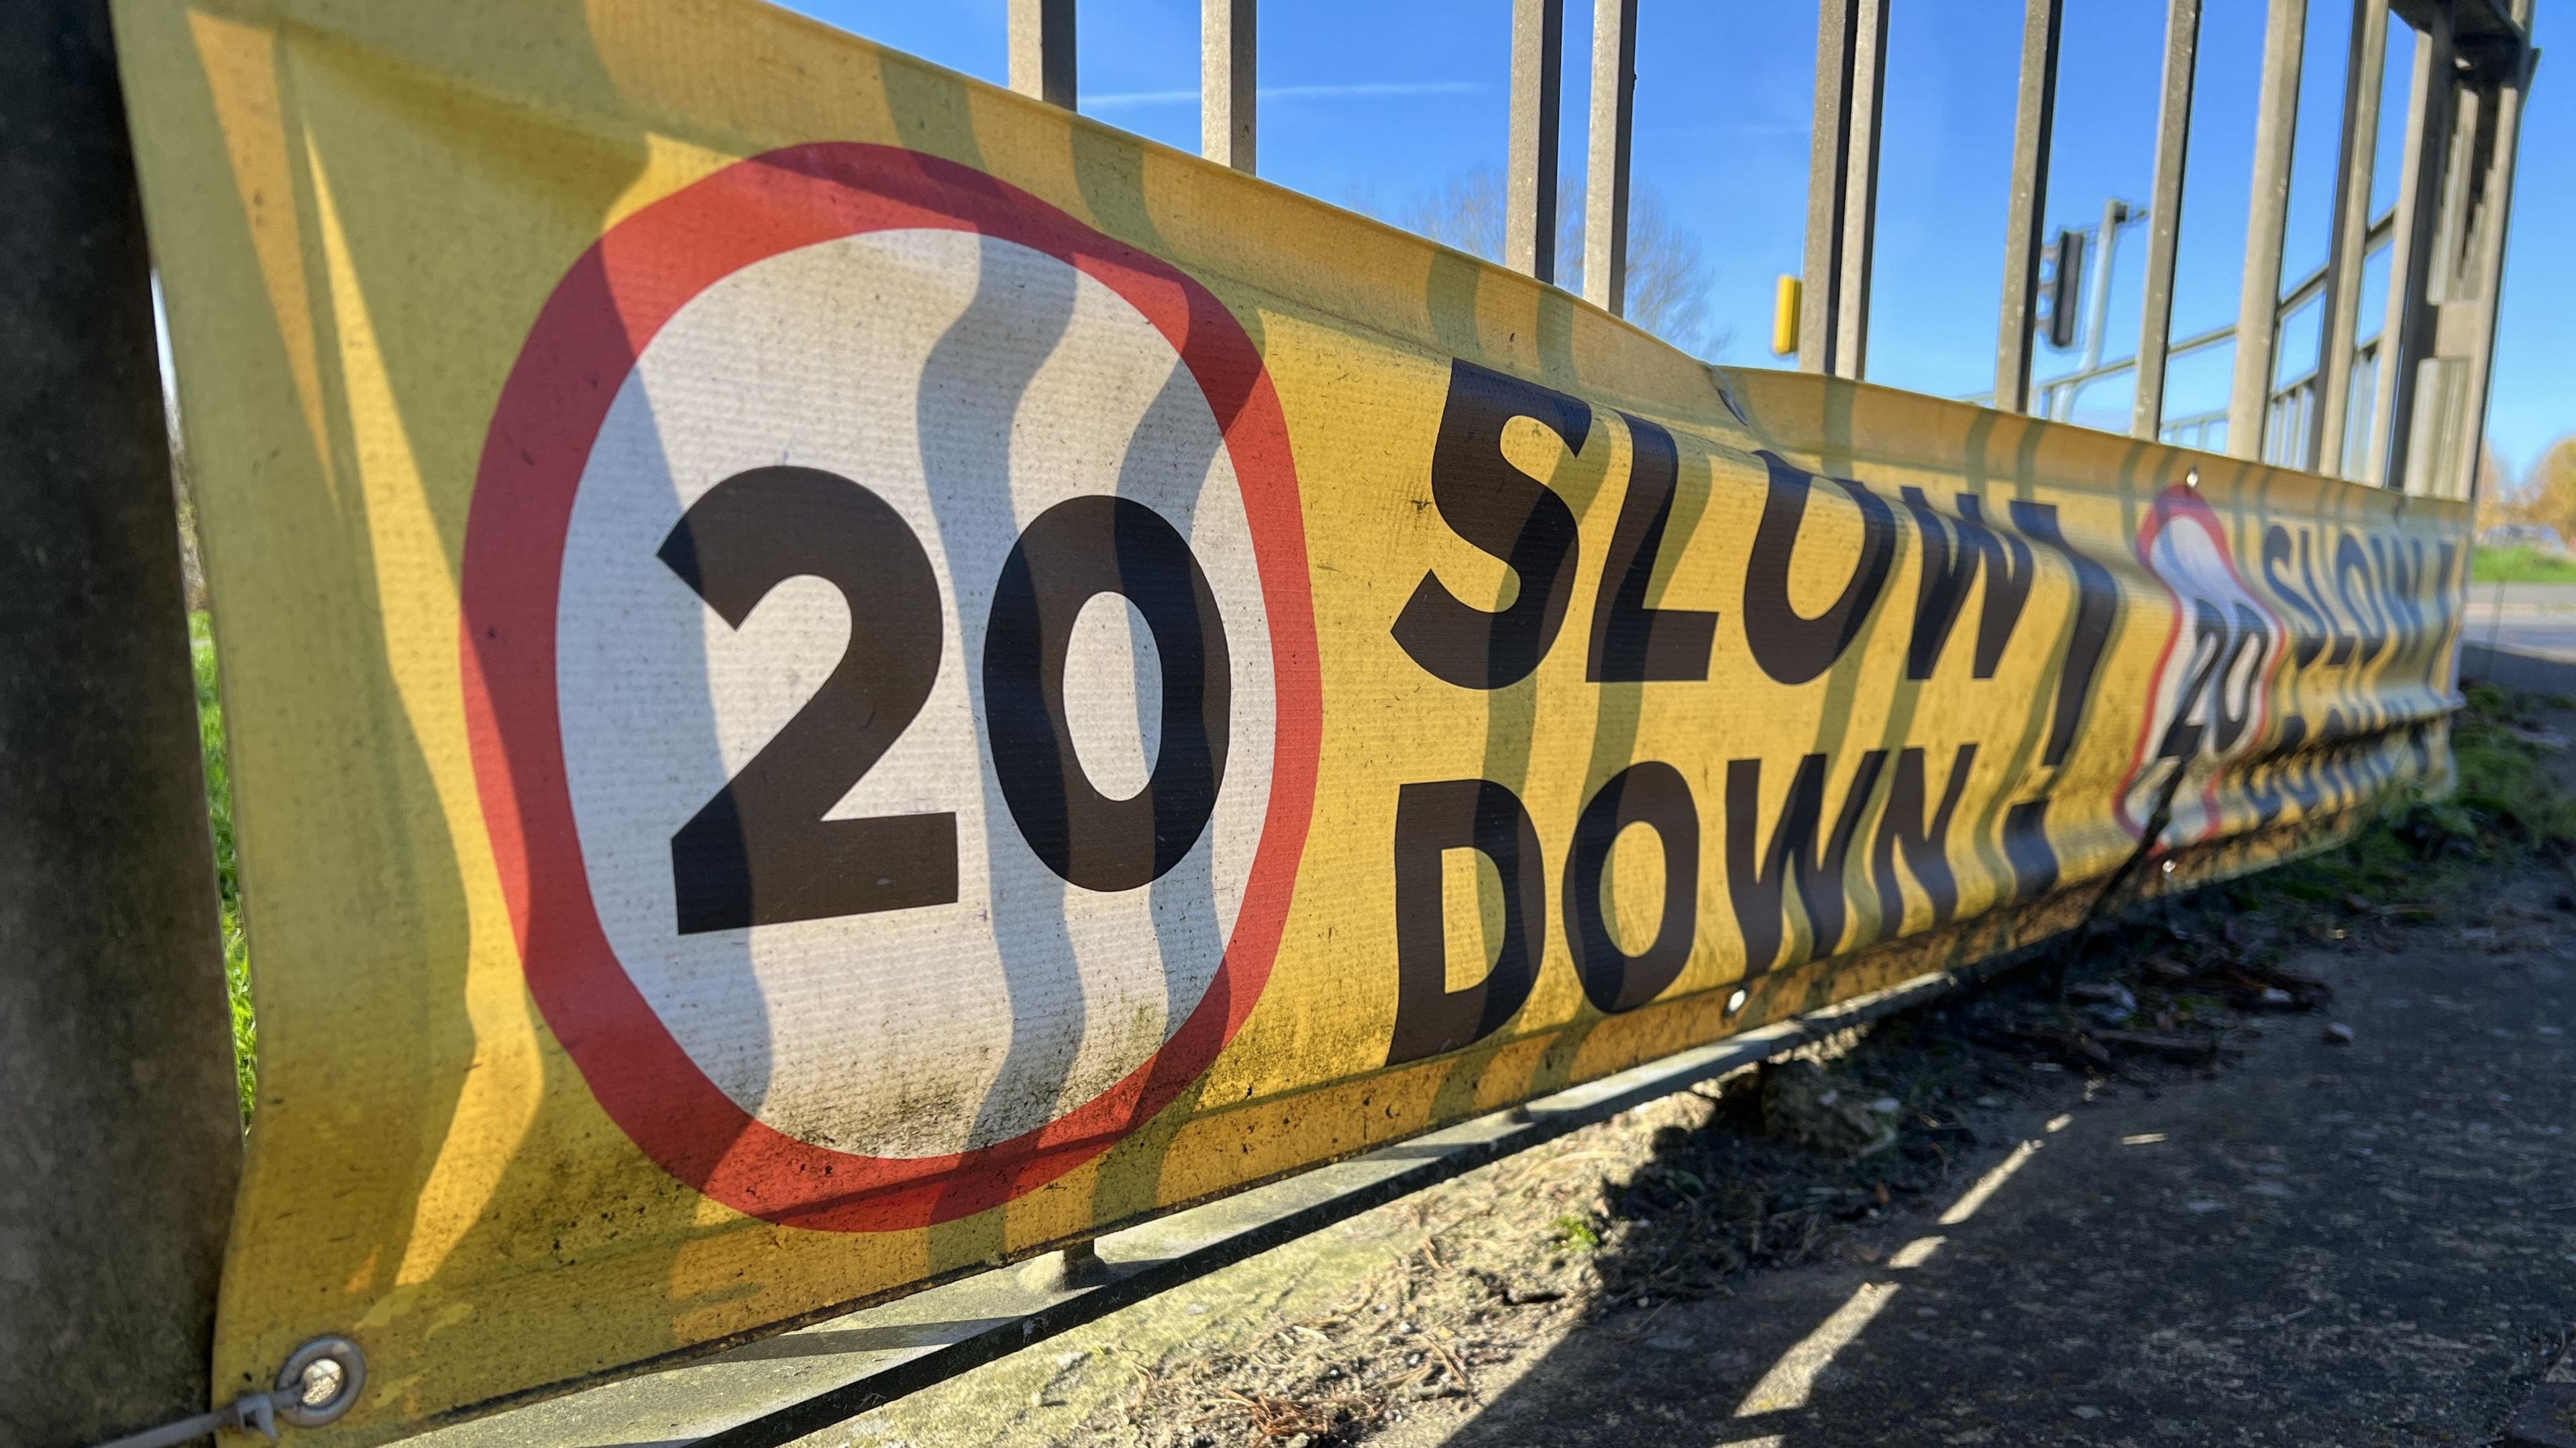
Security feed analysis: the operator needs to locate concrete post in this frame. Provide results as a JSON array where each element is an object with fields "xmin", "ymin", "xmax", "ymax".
[{"xmin": 0, "ymin": 2, "xmax": 244, "ymax": 1445}]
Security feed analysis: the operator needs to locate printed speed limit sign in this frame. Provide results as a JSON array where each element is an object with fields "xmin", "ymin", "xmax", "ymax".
[{"xmin": 462, "ymin": 144, "xmax": 1321, "ymax": 1231}]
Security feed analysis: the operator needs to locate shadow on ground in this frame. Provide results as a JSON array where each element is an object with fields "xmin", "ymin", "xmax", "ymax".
[
  {"xmin": 1434, "ymin": 693, "xmax": 2576, "ymax": 1448},
  {"xmin": 1446, "ymin": 920, "xmax": 2576, "ymax": 1447}
]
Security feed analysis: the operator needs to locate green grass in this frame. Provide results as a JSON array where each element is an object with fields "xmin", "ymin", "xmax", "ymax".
[
  {"xmin": 2470, "ymin": 544, "xmax": 2576, "ymax": 584},
  {"xmin": 191, "ymin": 610, "xmax": 256, "ymax": 1127}
]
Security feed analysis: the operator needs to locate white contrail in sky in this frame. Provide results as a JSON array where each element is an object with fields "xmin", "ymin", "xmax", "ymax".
[{"xmin": 1084, "ymin": 80, "xmax": 1483, "ymax": 111}]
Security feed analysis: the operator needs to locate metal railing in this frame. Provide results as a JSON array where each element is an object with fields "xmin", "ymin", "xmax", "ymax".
[
  {"xmin": 2017, "ymin": 211, "xmax": 2398, "ymax": 470},
  {"xmin": 998, "ymin": 0, "xmax": 2534, "ymax": 500},
  {"xmin": 1799, "ymin": 0, "xmax": 2533, "ymax": 498}
]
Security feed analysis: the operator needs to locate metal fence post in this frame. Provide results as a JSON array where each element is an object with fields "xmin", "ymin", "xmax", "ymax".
[
  {"xmin": 1201, "ymin": 0, "xmax": 1254, "ymax": 172},
  {"xmin": 1995, "ymin": 0, "xmax": 2066, "ymax": 413},
  {"xmin": 1801, "ymin": 0, "xmax": 1887, "ymax": 380},
  {"xmin": 2133, "ymin": 0, "xmax": 2203, "ymax": 440},
  {"xmin": 1582, "ymin": 0, "xmax": 1640, "ymax": 317},
  {"xmin": 0, "ymin": 3, "xmax": 244, "ymax": 1445},
  {"xmin": 2226, "ymin": 0, "xmax": 2309, "ymax": 462},
  {"xmin": 1507, "ymin": 0, "xmax": 1566, "ymax": 284},
  {"xmin": 1801, "ymin": 0, "xmax": 1853, "ymax": 374},
  {"xmin": 2313, "ymin": 0, "xmax": 2391, "ymax": 476},
  {"xmin": 1008, "ymin": 0, "xmax": 1077, "ymax": 109},
  {"xmin": 2375, "ymin": 9, "xmax": 2457, "ymax": 488},
  {"xmin": 2437, "ymin": 14, "xmax": 2533, "ymax": 504},
  {"xmin": 1835, "ymin": 0, "xmax": 1888, "ymax": 380}
]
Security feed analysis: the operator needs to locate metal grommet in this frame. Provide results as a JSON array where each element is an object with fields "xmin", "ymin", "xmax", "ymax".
[
  {"xmin": 1725, "ymin": 987, "xmax": 1750, "ymax": 1015},
  {"xmin": 274, "ymin": 1336, "xmax": 366, "ymax": 1429}
]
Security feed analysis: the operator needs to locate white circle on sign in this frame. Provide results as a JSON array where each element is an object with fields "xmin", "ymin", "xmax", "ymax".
[{"xmin": 553, "ymin": 229, "xmax": 1277, "ymax": 1159}]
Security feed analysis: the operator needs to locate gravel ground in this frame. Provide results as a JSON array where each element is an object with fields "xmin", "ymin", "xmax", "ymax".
[{"xmin": 820, "ymin": 689, "xmax": 2576, "ymax": 1448}]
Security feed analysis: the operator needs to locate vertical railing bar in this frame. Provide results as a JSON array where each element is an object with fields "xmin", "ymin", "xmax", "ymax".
[
  {"xmin": 1507, "ymin": 0, "xmax": 1566, "ymax": 284},
  {"xmin": 2444, "ymin": 9, "xmax": 2532, "ymax": 504},
  {"xmin": 2347, "ymin": 342, "xmax": 2377, "ymax": 475},
  {"xmin": 1582, "ymin": 0, "xmax": 1640, "ymax": 317},
  {"xmin": 2225, "ymin": 0, "xmax": 2309, "ymax": 463},
  {"xmin": 2133, "ymin": 0, "xmax": 2202, "ymax": 441},
  {"xmin": 2313, "ymin": 0, "xmax": 2390, "ymax": 476},
  {"xmin": 1832, "ymin": 0, "xmax": 1889, "ymax": 381},
  {"xmin": 2373, "ymin": 11, "xmax": 2455, "ymax": 489},
  {"xmin": 1008, "ymin": 0, "xmax": 1077, "ymax": 109},
  {"xmin": 1801, "ymin": 0, "xmax": 1860, "ymax": 374},
  {"xmin": 1994, "ymin": 0, "xmax": 2066, "ymax": 414},
  {"xmin": 1803, "ymin": 0, "xmax": 1865, "ymax": 374},
  {"xmin": 2364, "ymin": 22, "xmax": 2435, "ymax": 485},
  {"xmin": 1201, "ymin": 0, "xmax": 1255, "ymax": 172},
  {"xmin": 2432, "ymin": 70, "xmax": 2484, "ymax": 299}
]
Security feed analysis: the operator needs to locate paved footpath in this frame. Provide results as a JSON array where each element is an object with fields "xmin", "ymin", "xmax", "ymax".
[{"xmin": 1420, "ymin": 899, "xmax": 2576, "ymax": 1447}]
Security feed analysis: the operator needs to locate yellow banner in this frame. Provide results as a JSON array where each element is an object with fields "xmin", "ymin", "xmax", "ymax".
[{"xmin": 113, "ymin": 0, "xmax": 2465, "ymax": 1440}]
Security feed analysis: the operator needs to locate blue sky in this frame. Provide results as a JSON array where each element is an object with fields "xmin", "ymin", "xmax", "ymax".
[{"xmin": 787, "ymin": 1, "xmax": 2569, "ymax": 480}]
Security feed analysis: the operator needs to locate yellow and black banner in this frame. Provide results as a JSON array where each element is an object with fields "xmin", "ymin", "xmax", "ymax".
[{"xmin": 113, "ymin": 0, "xmax": 2465, "ymax": 1440}]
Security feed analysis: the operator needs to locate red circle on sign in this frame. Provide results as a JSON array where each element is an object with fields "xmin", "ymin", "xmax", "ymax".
[
  {"xmin": 459, "ymin": 144, "xmax": 1319, "ymax": 1232},
  {"xmin": 2113, "ymin": 483, "xmax": 2287, "ymax": 842}
]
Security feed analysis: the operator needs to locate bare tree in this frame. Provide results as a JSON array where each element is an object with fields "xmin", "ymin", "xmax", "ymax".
[
  {"xmin": 1389, "ymin": 168, "xmax": 1507, "ymax": 260},
  {"xmin": 1584, "ymin": 188, "xmax": 1718, "ymax": 357},
  {"xmin": 1371, "ymin": 166, "xmax": 1727, "ymax": 358}
]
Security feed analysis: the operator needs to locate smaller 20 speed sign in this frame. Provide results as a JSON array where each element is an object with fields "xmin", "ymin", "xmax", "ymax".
[{"xmin": 462, "ymin": 145, "xmax": 1321, "ymax": 1231}]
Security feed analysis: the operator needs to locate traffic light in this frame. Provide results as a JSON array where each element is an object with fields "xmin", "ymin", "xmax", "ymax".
[{"xmin": 2039, "ymin": 227, "xmax": 2087, "ymax": 351}]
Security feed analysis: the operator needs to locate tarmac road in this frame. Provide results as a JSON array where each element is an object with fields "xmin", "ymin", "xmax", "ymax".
[{"xmin": 2465, "ymin": 583, "xmax": 2576, "ymax": 668}]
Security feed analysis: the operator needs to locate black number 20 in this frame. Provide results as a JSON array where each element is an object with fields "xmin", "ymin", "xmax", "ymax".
[{"xmin": 658, "ymin": 467, "xmax": 1231, "ymax": 935}]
